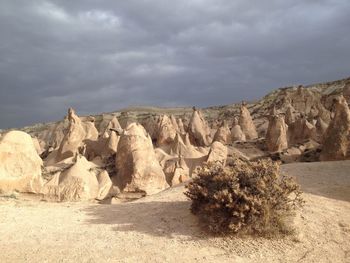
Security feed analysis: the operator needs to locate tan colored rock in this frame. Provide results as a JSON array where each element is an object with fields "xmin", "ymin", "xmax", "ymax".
[
  {"xmin": 177, "ymin": 118, "xmax": 186, "ymax": 134},
  {"xmin": 265, "ymin": 109, "xmax": 288, "ymax": 152},
  {"xmin": 171, "ymin": 167, "xmax": 190, "ymax": 186},
  {"xmin": 206, "ymin": 141, "xmax": 227, "ymax": 166},
  {"xmin": 0, "ymin": 131, "xmax": 43, "ymax": 194},
  {"xmin": 285, "ymin": 105, "xmax": 296, "ymax": 125},
  {"xmin": 288, "ymin": 116, "xmax": 317, "ymax": 145},
  {"xmin": 320, "ymin": 96, "xmax": 350, "ymax": 161},
  {"xmin": 56, "ymin": 108, "xmax": 86, "ymax": 162},
  {"xmin": 96, "ymin": 170, "xmax": 113, "ymax": 200},
  {"xmin": 82, "ymin": 116, "xmax": 99, "ymax": 141},
  {"xmin": 231, "ymin": 117, "xmax": 246, "ymax": 142},
  {"xmin": 239, "ymin": 103, "xmax": 258, "ymax": 140},
  {"xmin": 188, "ymin": 107, "xmax": 211, "ymax": 146},
  {"xmin": 102, "ymin": 115, "xmax": 122, "ymax": 138},
  {"xmin": 32, "ymin": 136, "xmax": 43, "ymax": 155},
  {"xmin": 344, "ymin": 84, "xmax": 350, "ymax": 103},
  {"xmin": 115, "ymin": 123, "xmax": 168, "ymax": 195},
  {"xmin": 170, "ymin": 115, "xmax": 179, "ymax": 132},
  {"xmin": 213, "ymin": 121, "xmax": 231, "ymax": 145},
  {"xmin": 157, "ymin": 115, "xmax": 177, "ymax": 146},
  {"xmin": 315, "ymin": 117, "xmax": 329, "ymax": 142},
  {"xmin": 43, "ymin": 155, "xmax": 99, "ymax": 201}
]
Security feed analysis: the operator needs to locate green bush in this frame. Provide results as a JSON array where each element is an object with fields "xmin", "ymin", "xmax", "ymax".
[{"xmin": 185, "ymin": 159, "xmax": 303, "ymax": 235}]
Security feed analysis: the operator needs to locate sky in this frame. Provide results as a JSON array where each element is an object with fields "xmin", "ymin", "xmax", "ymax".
[{"xmin": 0, "ymin": 0, "xmax": 349, "ymax": 129}]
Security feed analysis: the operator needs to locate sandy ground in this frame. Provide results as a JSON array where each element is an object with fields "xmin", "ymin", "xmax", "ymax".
[{"xmin": 1, "ymin": 160, "xmax": 350, "ymax": 263}]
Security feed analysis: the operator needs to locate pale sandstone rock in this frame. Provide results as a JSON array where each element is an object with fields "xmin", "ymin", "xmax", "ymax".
[
  {"xmin": 188, "ymin": 107, "xmax": 211, "ymax": 146},
  {"xmin": 288, "ymin": 116, "xmax": 316, "ymax": 145},
  {"xmin": 206, "ymin": 141, "xmax": 227, "ymax": 166},
  {"xmin": 0, "ymin": 131, "xmax": 43, "ymax": 194},
  {"xmin": 213, "ymin": 121, "xmax": 231, "ymax": 145},
  {"xmin": 239, "ymin": 103, "xmax": 258, "ymax": 140},
  {"xmin": 320, "ymin": 96, "xmax": 350, "ymax": 161},
  {"xmin": 42, "ymin": 155, "xmax": 99, "ymax": 201},
  {"xmin": 115, "ymin": 123, "xmax": 168, "ymax": 195},
  {"xmin": 265, "ymin": 108, "xmax": 288, "ymax": 152},
  {"xmin": 96, "ymin": 170, "xmax": 113, "ymax": 200},
  {"xmin": 285, "ymin": 105, "xmax": 296, "ymax": 125},
  {"xmin": 231, "ymin": 117, "xmax": 246, "ymax": 142},
  {"xmin": 55, "ymin": 108, "xmax": 86, "ymax": 162},
  {"xmin": 157, "ymin": 115, "xmax": 177, "ymax": 146}
]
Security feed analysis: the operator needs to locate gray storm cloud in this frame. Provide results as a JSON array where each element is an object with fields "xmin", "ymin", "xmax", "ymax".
[{"xmin": 0, "ymin": 0, "xmax": 349, "ymax": 128}]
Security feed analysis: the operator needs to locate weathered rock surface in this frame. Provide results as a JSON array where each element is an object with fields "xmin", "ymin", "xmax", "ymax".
[
  {"xmin": 288, "ymin": 117, "xmax": 316, "ymax": 145},
  {"xmin": 157, "ymin": 115, "xmax": 177, "ymax": 146},
  {"xmin": 213, "ymin": 121, "xmax": 231, "ymax": 145},
  {"xmin": 0, "ymin": 131, "xmax": 43, "ymax": 194},
  {"xmin": 231, "ymin": 117, "xmax": 246, "ymax": 142},
  {"xmin": 188, "ymin": 108, "xmax": 211, "ymax": 146},
  {"xmin": 265, "ymin": 109, "xmax": 288, "ymax": 152},
  {"xmin": 206, "ymin": 141, "xmax": 227, "ymax": 166},
  {"xmin": 115, "ymin": 123, "xmax": 168, "ymax": 195},
  {"xmin": 54, "ymin": 108, "xmax": 86, "ymax": 162},
  {"xmin": 320, "ymin": 96, "xmax": 350, "ymax": 161},
  {"xmin": 42, "ymin": 155, "xmax": 99, "ymax": 201},
  {"xmin": 239, "ymin": 103, "xmax": 258, "ymax": 140}
]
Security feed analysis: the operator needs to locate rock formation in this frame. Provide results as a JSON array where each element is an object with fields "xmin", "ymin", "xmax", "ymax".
[
  {"xmin": 96, "ymin": 170, "xmax": 113, "ymax": 200},
  {"xmin": 55, "ymin": 108, "xmax": 86, "ymax": 162},
  {"xmin": 187, "ymin": 107, "xmax": 211, "ymax": 146},
  {"xmin": 177, "ymin": 118, "xmax": 186, "ymax": 134},
  {"xmin": 320, "ymin": 96, "xmax": 350, "ymax": 161},
  {"xmin": 265, "ymin": 107, "xmax": 288, "ymax": 152},
  {"xmin": 213, "ymin": 121, "xmax": 231, "ymax": 145},
  {"xmin": 285, "ymin": 105, "xmax": 296, "ymax": 125},
  {"xmin": 43, "ymin": 155, "xmax": 99, "ymax": 201},
  {"xmin": 102, "ymin": 115, "xmax": 122, "ymax": 138},
  {"xmin": 239, "ymin": 102, "xmax": 258, "ymax": 140},
  {"xmin": 82, "ymin": 116, "xmax": 99, "ymax": 141},
  {"xmin": 287, "ymin": 115, "xmax": 316, "ymax": 145},
  {"xmin": 115, "ymin": 123, "xmax": 168, "ymax": 195},
  {"xmin": 231, "ymin": 117, "xmax": 246, "ymax": 142},
  {"xmin": 206, "ymin": 141, "xmax": 228, "ymax": 166},
  {"xmin": 0, "ymin": 131, "xmax": 43, "ymax": 194},
  {"xmin": 315, "ymin": 117, "xmax": 329, "ymax": 142},
  {"xmin": 157, "ymin": 115, "xmax": 177, "ymax": 146}
]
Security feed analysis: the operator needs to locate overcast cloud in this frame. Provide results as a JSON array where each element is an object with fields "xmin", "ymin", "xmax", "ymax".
[{"xmin": 0, "ymin": 0, "xmax": 349, "ymax": 128}]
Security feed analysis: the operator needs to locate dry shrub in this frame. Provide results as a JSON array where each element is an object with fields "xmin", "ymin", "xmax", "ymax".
[{"xmin": 185, "ymin": 159, "xmax": 303, "ymax": 236}]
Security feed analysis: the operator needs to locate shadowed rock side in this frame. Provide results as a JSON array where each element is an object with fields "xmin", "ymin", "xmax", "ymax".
[
  {"xmin": 320, "ymin": 96, "xmax": 350, "ymax": 161},
  {"xmin": 0, "ymin": 130, "xmax": 43, "ymax": 194},
  {"xmin": 115, "ymin": 123, "xmax": 168, "ymax": 195}
]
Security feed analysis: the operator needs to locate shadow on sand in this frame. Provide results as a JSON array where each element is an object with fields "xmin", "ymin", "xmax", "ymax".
[
  {"xmin": 281, "ymin": 160, "xmax": 350, "ymax": 202},
  {"xmin": 83, "ymin": 200, "xmax": 207, "ymax": 240}
]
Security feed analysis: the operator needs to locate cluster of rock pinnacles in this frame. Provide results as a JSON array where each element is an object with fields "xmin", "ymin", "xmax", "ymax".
[{"xmin": 0, "ymin": 87, "xmax": 349, "ymax": 201}]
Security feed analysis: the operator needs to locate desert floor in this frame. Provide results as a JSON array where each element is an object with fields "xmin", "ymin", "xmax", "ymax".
[{"xmin": 1, "ymin": 160, "xmax": 350, "ymax": 263}]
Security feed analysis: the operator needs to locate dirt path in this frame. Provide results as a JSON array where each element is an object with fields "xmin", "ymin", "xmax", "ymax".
[{"xmin": 1, "ymin": 161, "xmax": 349, "ymax": 262}]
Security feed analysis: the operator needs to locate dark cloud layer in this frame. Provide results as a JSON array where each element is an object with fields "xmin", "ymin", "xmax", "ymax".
[{"xmin": 0, "ymin": 0, "xmax": 349, "ymax": 128}]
